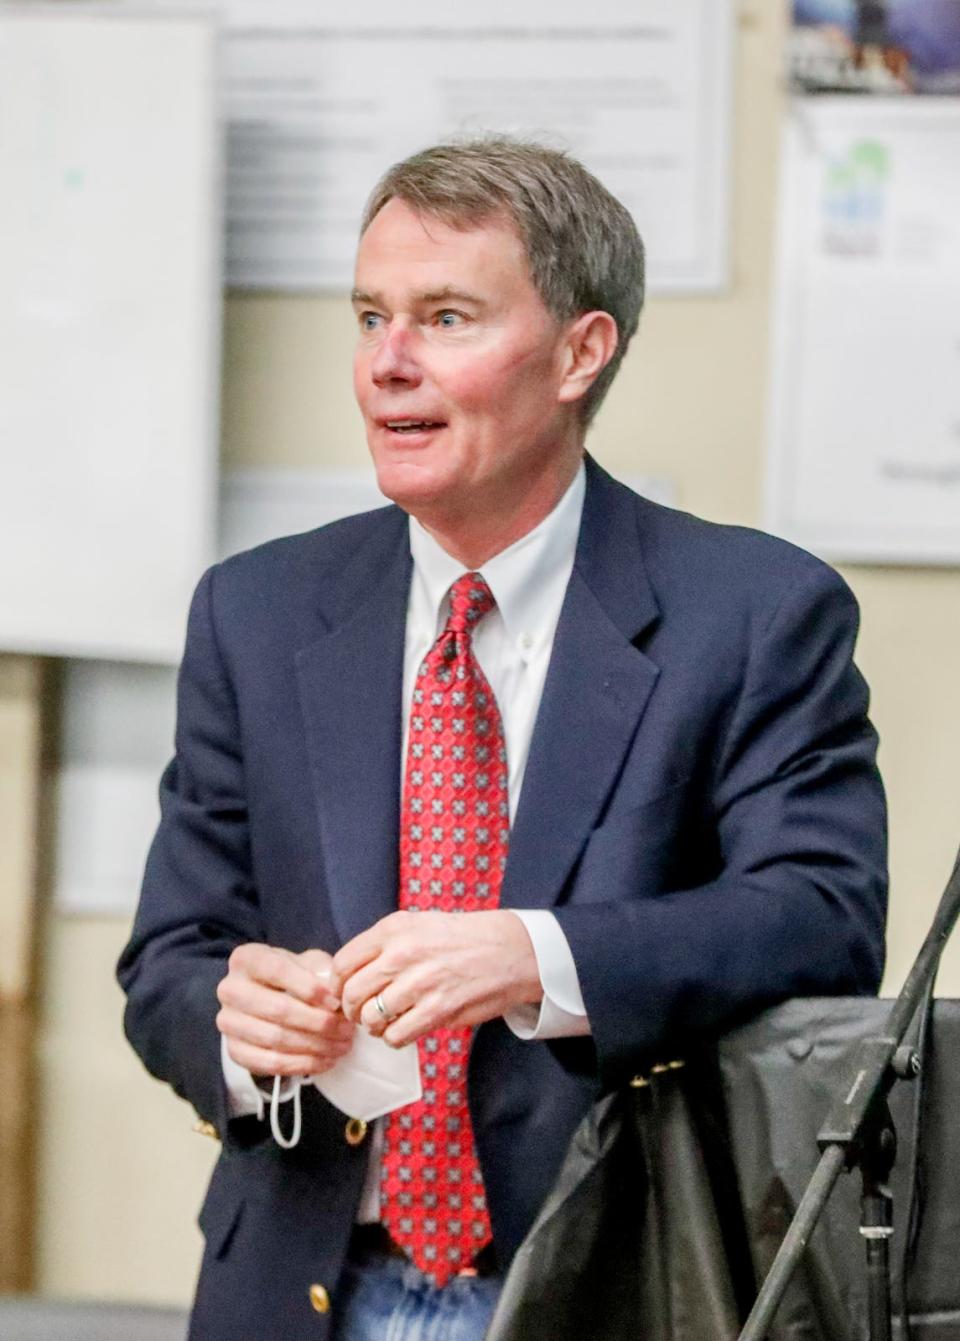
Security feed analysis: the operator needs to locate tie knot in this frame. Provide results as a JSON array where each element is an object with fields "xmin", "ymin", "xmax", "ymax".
[{"xmin": 446, "ymin": 572, "xmax": 495, "ymax": 636}]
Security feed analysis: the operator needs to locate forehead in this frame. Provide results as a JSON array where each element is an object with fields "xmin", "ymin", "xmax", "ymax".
[{"xmin": 354, "ymin": 198, "xmax": 533, "ymax": 294}]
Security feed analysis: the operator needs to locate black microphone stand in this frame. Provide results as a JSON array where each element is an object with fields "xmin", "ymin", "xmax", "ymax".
[{"xmin": 738, "ymin": 842, "xmax": 960, "ymax": 1341}]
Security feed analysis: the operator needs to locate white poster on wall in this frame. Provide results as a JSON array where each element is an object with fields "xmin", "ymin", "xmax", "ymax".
[
  {"xmin": 140, "ymin": 0, "xmax": 733, "ymax": 294},
  {"xmin": 765, "ymin": 98, "xmax": 960, "ymax": 565}
]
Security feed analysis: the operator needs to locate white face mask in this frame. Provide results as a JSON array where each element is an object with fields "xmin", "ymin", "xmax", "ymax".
[
  {"xmin": 269, "ymin": 1028, "xmax": 422, "ymax": 1150},
  {"xmin": 313, "ymin": 1028, "xmax": 422, "ymax": 1122}
]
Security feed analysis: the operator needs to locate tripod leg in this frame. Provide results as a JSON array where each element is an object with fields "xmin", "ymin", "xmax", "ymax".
[
  {"xmin": 860, "ymin": 1110, "xmax": 896, "ymax": 1341},
  {"xmin": 863, "ymin": 1225, "xmax": 893, "ymax": 1341}
]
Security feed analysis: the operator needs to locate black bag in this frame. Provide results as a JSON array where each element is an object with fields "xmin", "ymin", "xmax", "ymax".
[{"xmin": 487, "ymin": 999, "xmax": 960, "ymax": 1341}]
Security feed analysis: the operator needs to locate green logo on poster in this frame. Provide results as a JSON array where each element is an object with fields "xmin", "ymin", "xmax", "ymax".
[{"xmin": 822, "ymin": 140, "xmax": 889, "ymax": 254}]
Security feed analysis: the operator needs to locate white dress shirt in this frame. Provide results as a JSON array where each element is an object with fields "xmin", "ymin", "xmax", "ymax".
[{"xmin": 223, "ymin": 463, "xmax": 592, "ymax": 1174}]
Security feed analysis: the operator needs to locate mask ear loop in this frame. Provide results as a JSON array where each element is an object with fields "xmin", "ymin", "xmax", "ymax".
[{"xmin": 270, "ymin": 1074, "xmax": 302, "ymax": 1149}]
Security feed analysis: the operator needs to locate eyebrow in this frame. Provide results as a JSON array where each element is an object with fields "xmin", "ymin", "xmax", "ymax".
[{"xmin": 350, "ymin": 286, "xmax": 487, "ymax": 310}]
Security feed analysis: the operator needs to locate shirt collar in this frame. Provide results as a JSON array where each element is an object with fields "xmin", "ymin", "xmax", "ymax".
[{"xmin": 408, "ymin": 462, "xmax": 585, "ymax": 659}]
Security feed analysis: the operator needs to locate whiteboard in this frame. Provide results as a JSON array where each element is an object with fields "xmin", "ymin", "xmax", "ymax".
[{"xmin": 0, "ymin": 8, "xmax": 221, "ymax": 662}]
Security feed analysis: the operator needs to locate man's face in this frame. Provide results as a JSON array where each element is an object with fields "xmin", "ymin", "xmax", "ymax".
[{"xmin": 352, "ymin": 199, "xmax": 574, "ymax": 523}]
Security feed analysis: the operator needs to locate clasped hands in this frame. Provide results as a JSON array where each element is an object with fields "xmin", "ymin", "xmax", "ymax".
[{"xmin": 216, "ymin": 910, "xmax": 542, "ymax": 1079}]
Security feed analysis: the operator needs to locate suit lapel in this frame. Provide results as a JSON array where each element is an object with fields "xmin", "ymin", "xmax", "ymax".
[
  {"xmin": 295, "ymin": 510, "xmax": 411, "ymax": 948},
  {"xmin": 501, "ymin": 461, "xmax": 661, "ymax": 912},
  {"xmin": 294, "ymin": 463, "xmax": 661, "ymax": 937}
]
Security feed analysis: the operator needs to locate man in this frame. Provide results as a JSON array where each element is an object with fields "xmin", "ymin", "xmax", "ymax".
[{"xmin": 118, "ymin": 137, "xmax": 887, "ymax": 1341}]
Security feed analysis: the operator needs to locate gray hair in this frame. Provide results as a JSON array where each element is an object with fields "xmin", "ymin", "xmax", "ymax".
[{"xmin": 360, "ymin": 136, "xmax": 645, "ymax": 425}]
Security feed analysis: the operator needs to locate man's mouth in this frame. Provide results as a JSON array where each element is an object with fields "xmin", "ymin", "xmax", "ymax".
[{"xmin": 382, "ymin": 419, "xmax": 446, "ymax": 435}]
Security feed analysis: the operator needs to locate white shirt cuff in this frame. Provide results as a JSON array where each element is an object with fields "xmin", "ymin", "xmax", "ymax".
[
  {"xmin": 221, "ymin": 1035, "xmax": 300, "ymax": 1120},
  {"xmin": 503, "ymin": 910, "xmax": 592, "ymax": 1040}
]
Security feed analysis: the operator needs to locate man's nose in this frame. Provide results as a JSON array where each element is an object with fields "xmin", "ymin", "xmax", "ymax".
[{"xmin": 370, "ymin": 320, "xmax": 422, "ymax": 388}]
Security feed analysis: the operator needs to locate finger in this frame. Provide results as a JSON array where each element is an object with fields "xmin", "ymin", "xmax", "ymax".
[
  {"xmin": 380, "ymin": 989, "xmax": 477, "ymax": 1049},
  {"xmin": 217, "ymin": 977, "xmax": 343, "ymax": 1029},
  {"xmin": 228, "ymin": 943, "xmax": 336, "ymax": 1007},
  {"xmin": 298, "ymin": 948, "xmax": 333, "ymax": 972},
  {"xmin": 217, "ymin": 1006, "xmax": 354, "ymax": 1058},
  {"xmin": 348, "ymin": 949, "xmax": 451, "ymax": 1031},
  {"xmin": 225, "ymin": 1037, "xmax": 345, "ymax": 1078},
  {"xmin": 359, "ymin": 985, "xmax": 413, "ymax": 1034},
  {"xmin": 339, "ymin": 958, "xmax": 395, "ymax": 1023},
  {"xmin": 224, "ymin": 947, "xmax": 340, "ymax": 1012},
  {"xmin": 272, "ymin": 946, "xmax": 344, "ymax": 1009},
  {"xmin": 333, "ymin": 913, "xmax": 410, "ymax": 982},
  {"xmin": 380, "ymin": 1001, "xmax": 435, "ymax": 1049},
  {"xmin": 298, "ymin": 948, "xmax": 343, "ymax": 998}
]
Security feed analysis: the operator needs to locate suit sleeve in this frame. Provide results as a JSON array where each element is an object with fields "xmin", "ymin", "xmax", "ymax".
[
  {"xmin": 117, "ymin": 564, "xmax": 265, "ymax": 1136},
  {"xmin": 553, "ymin": 562, "xmax": 888, "ymax": 1088}
]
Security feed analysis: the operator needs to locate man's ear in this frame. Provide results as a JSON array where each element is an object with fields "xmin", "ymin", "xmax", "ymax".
[{"xmin": 556, "ymin": 311, "xmax": 619, "ymax": 407}]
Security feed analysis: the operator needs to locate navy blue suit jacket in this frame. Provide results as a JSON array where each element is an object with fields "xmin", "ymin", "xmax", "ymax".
[{"xmin": 118, "ymin": 458, "xmax": 887, "ymax": 1339}]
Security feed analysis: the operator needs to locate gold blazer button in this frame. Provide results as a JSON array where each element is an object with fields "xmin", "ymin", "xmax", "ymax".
[
  {"xmin": 344, "ymin": 1117, "xmax": 368, "ymax": 1146},
  {"xmin": 308, "ymin": 1283, "xmax": 331, "ymax": 1314},
  {"xmin": 191, "ymin": 1119, "xmax": 219, "ymax": 1140}
]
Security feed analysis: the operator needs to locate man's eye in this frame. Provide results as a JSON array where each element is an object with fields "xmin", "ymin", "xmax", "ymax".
[
  {"xmin": 360, "ymin": 312, "xmax": 383, "ymax": 331},
  {"xmin": 436, "ymin": 310, "xmax": 463, "ymax": 328}
]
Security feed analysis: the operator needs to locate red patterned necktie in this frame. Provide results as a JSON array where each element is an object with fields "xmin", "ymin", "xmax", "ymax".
[{"xmin": 380, "ymin": 571, "xmax": 509, "ymax": 1286}]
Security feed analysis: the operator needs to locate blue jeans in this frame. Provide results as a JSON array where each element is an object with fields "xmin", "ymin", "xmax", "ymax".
[{"xmin": 331, "ymin": 1246, "xmax": 503, "ymax": 1341}]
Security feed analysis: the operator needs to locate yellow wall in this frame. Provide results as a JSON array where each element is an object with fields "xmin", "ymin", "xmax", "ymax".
[
  {"xmin": 11, "ymin": 0, "xmax": 958, "ymax": 1308},
  {"xmin": 0, "ymin": 656, "xmax": 42, "ymax": 1003}
]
